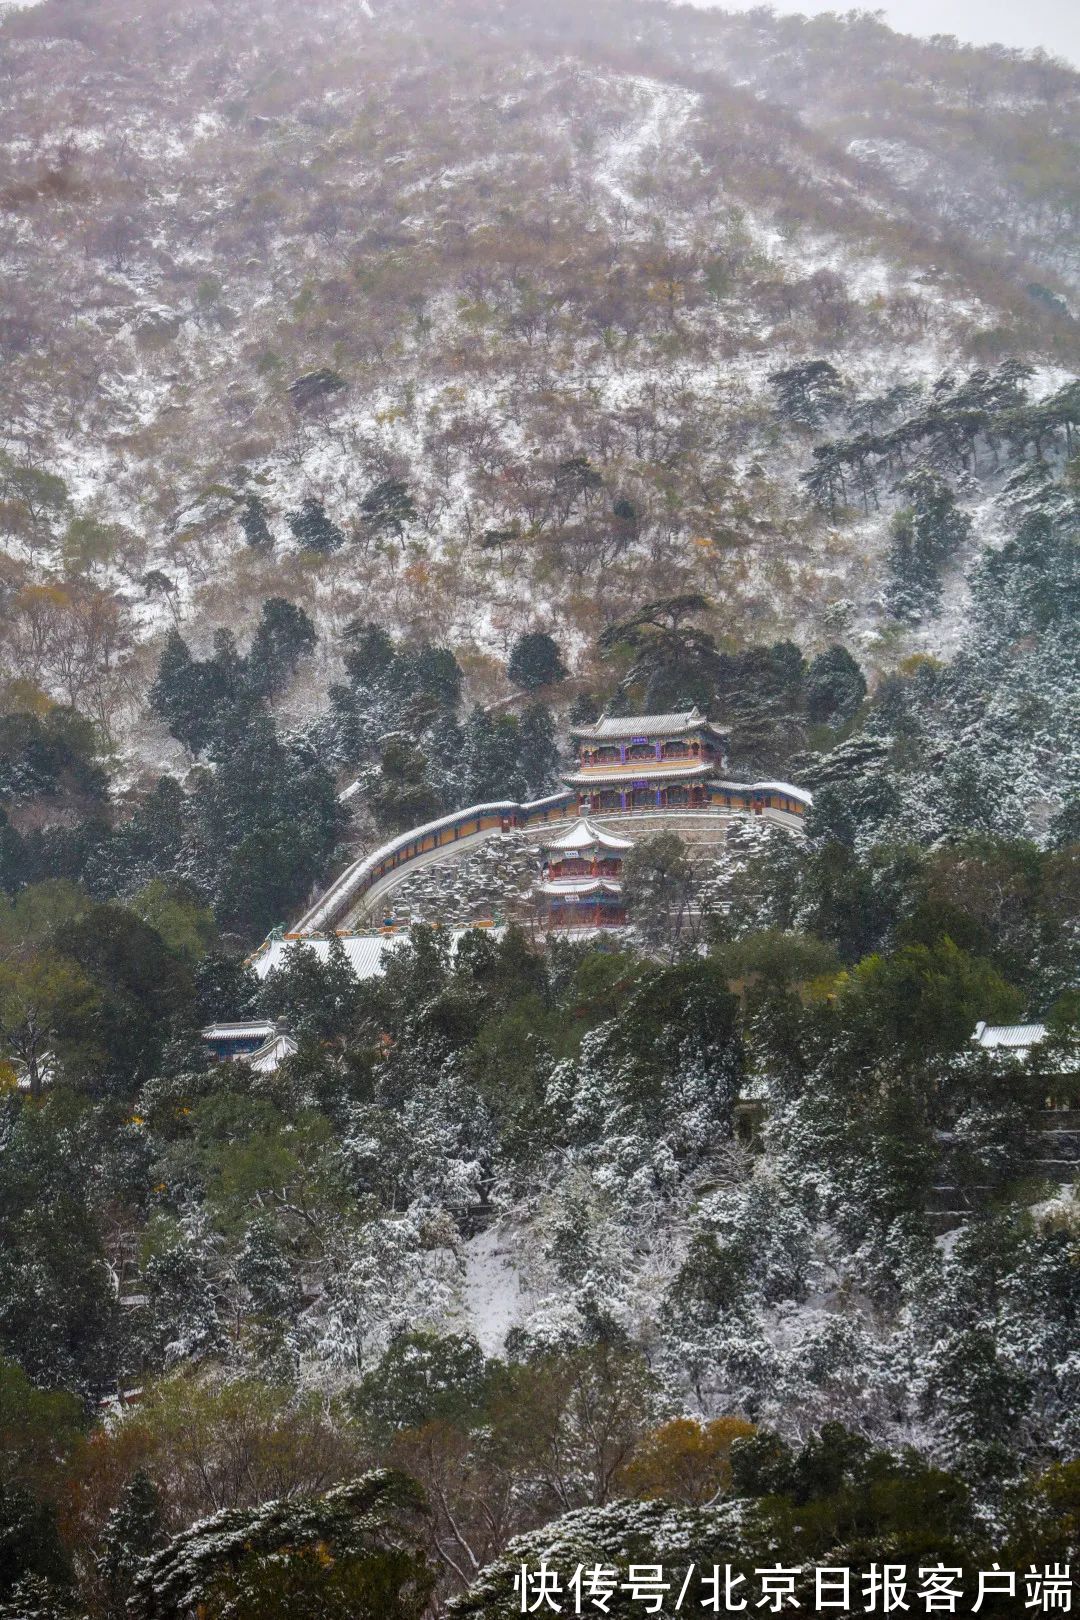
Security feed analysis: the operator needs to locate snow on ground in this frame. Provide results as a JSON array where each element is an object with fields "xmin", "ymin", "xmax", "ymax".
[
  {"xmin": 593, "ymin": 76, "xmax": 701, "ymax": 224},
  {"xmin": 1030, "ymin": 1185, "xmax": 1078, "ymax": 1223},
  {"xmin": 458, "ymin": 1225, "xmax": 525, "ymax": 1354},
  {"xmin": 846, "ymin": 137, "xmax": 933, "ymax": 188},
  {"xmin": 1, "ymin": 37, "xmax": 1068, "ymax": 782}
]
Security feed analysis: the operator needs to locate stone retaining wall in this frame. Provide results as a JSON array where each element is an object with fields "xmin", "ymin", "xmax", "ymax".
[{"xmin": 357, "ymin": 813, "xmax": 783, "ymax": 930}]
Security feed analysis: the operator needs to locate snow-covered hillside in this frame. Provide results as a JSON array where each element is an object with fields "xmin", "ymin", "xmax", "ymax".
[{"xmin": 0, "ymin": 0, "xmax": 1075, "ymax": 776}]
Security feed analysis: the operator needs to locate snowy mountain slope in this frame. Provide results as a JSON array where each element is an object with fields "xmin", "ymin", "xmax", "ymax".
[{"xmin": 0, "ymin": 0, "xmax": 1076, "ymax": 772}]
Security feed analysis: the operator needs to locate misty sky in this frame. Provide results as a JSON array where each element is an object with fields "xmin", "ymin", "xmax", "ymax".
[
  {"xmin": 682, "ymin": 0, "xmax": 1079, "ymax": 67},
  {"xmin": 0, "ymin": 0, "xmax": 1075, "ymax": 64}
]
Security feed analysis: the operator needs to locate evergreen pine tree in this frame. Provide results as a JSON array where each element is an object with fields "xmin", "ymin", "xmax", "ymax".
[
  {"xmin": 148, "ymin": 629, "xmax": 251, "ymax": 760},
  {"xmin": 621, "ymin": 831, "xmax": 699, "ymax": 959},
  {"xmin": 109, "ymin": 776, "xmax": 188, "ymax": 892},
  {"xmin": 216, "ymin": 828, "xmax": 295, "ymax": 941},
  {"xmin": 201, "ymin": 631, "xmax": 258, "ymax": 758},
  {"xmin": 141, "ymin": 1236, "xmax": 224, "ymax": 1369},
  {"xmin": 359, "ymin": 477, "xmax": 416, "ymax": 549},
  {"xmin": 0, "ymin": 810, "xmax": 28, "ymax": 898},
  {"xmin": 237, "ymin": 493, "xmax": 273, "ymax": 551},
  {"xmin": 885, "ymin": 472, "xmax": 972, "ymax": 622},
  {"xmin": 568, "ymin": 691, "xmax": 601, "ymax": 725},
  {"xmin": 247, "ymin": 598, "xmax": 317, "ymax": 702},
  {"xmin": 206, "ymin": 627, "xmax": 247, "ymax": 705},
  {"xmin": 395, "ymin": 643, "xmax": 463, "ymax": 724},
  {"xmin": 129, "ymin": 1473, "xmax": 431, "ymax": 1620},
  {"xmin": 192, "ymin": 712, "xmax": 345, "ymax": 939},
  {"xmin": 507, "ymin": 631, "xmax": 568, "ymax": 692},
  {"xmin": 369, "ymin": 738, "xmax": 443, "ymax": 834},
  {"xmin": 0, "ymin": 1487, "xmax": 71, "ymax": 1601},
  {"xmin": 257, "ymin": 935, "xmax": 359, "ymax": 1042},
  {"xmin": 805, "ymin": 645, "xmax": 867, "ymax": 728},
  {"xmin": 192, "ymin": 950, "xmax": 261, "ymax": 1023},
  {"xmin": 236, "ymin": 1218, "xmax": 301, "ymax": 1332},
  {"xmin": 722, "ymin": 642, "xmax": 807, "ymax": 771},
  {"xmin": 342, "ymin": 621, "xmax": 397, "ymax": 688},
  {"xmin": 98, "ymin": 1472, "xmax": 164, "ymax": 1620},
  {"xmin": 149, "ymin": 632, "xmax": 212, "ymax": 755},
  {"xmin": 768, "ymin": 359, "xmax": 844, "ymax": 428},
  {"xmin": 325, "ymin": 623, "xmax": 401, "ymax": 764},
  {"xmin": 0, "ymin": 1574, "xmax": 72, "ymax": 1620},
  {"xmin": 287, "ymin": 497, "xmax": 345, "ymax": 555},
  {"xmin": 0, "ymin": 1199, "xmax": 117, "ymax": 1392},
  {"xmin": 518, "ymin": 702, "xmax": 559, "ymax": 799},
  {"xmin": 459, "ymin": 707, "xmax": 526, "ymax": 803}
]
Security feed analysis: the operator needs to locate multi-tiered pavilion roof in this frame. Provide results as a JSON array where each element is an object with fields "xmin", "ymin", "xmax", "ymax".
[
  {"xmin": 534, "ymin": 816, "xmax": 633, "ymax": 927},
  {"xmin": 565, "ymin": 706, "xmax": 728, "ymax": 810}
]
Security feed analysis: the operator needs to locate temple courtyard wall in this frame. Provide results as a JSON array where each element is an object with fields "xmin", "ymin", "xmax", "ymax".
[{"xmin": 339, "ymin": 812, "xmax": 782, "ymax": 931}]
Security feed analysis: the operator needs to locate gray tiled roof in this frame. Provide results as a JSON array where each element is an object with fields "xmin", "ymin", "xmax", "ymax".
[
  {"xmin": 572, "ymin": 707, "xmax": 725, "ymax": 740},
  {"xmin": 544, "ymin": 817, "xmax": 634, "ymax": 851},
  {"xmin": 972, "ymin": 1021, "xmax": 1048, "ymax": 1049},
  {"xmin": 250, "ymin": 928, "xmax": 507, "ymax": 981},
  {"xmin": 201, "ymin": 1020, "xmax": 278, "ymax": 1040}
]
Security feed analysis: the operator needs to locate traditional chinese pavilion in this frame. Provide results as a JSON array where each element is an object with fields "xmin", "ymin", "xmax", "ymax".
[
  {"xmin": 535, "ymin": 817, "xmax": 634, "ymax": 928},
  {"xmin": 200, "ymin": 1020, "xmax": 298, "ymax": 1073},
  {"xmin": 565, "ymin": 706, "xmax": 729, "ymax": 814}
]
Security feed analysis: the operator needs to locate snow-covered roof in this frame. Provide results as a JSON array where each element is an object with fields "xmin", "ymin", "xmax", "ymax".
[
  {"xmin": 201, "ymin": 1020, "xmax": 297, "ymax": 1070},
  {"xmin": 252, "ymin": 935, "xmax": 396, "ymax": 982},
  {"xmin": 716, "ymin": 779, "xmax": 814, "ymax": 805},
  {"xmin": 536, "ymin": 878, "xmax": 623, "ymax": 897},
  {"xmin": 746, "ymin": 780, "xmax": 814, "ymax": 804},
  {"xmin": 972, "ymin": 1021, "xmax": 1048, "ymax": 1051},
  {"xmin": 572, "ymin": 707, "xmax": 724, "ymax": 740},
  {"xmin": 248, "ymin": 1031, "xmax": 299, "ymax": 1073},
  {"xmin": 201, "ymin": 1020, "xmax": 278, "ymax": 1041},
  {"xmin": 544, "ymin": 817, "xmax": 634, "ymax": 852},
  {"xmin": 565, "ymin": 762, "xmax": 712, "ymax": 786},
  {"xmin": 249, "ymin": 927, "xmax": 508, "ymax": 982},
  {"xmin": 718, "ymin": 780, "xmax": 809, "ymax": 800}
]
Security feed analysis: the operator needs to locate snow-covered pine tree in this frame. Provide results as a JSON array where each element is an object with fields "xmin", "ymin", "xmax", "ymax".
[{"xmin": 286, "ymin": 496, "xmax": 345, "ymax": 555}]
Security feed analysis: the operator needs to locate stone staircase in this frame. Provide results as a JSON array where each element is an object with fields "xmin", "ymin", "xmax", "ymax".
[{"xmin": 929, "ymin": 1111, "xmax": 1080, "ymax": 1233}]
